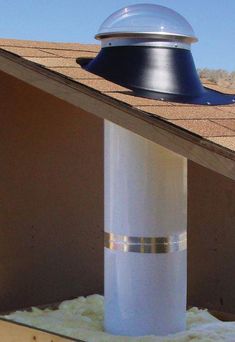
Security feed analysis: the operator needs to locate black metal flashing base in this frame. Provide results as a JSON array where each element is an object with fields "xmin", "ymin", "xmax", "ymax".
[{"xmin": 83, "ymin": 46, "xmax": 235, "ymax": 105}]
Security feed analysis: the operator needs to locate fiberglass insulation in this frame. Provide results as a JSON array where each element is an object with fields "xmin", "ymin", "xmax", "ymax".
[{"xmin": 3, "ymin": 294, "xmax": 235, "ymax": 341}]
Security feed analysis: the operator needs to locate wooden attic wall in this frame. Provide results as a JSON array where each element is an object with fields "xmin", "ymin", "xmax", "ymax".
[
  {"xmin": 0, "ymin": 71, "xmax": 104, "ymax": 312},
  {"xmin": 188, "ymin": 161, "xmax": 235, "ymax": 314},
  {"xmin": 0, "ymin": 71, "xmax": 235, "ymax": 315}
]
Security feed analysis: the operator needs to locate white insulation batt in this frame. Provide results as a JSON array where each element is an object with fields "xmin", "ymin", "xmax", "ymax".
[{"xmin": 2, "ymin": 295, "xmax": 235, "ymax": 341}]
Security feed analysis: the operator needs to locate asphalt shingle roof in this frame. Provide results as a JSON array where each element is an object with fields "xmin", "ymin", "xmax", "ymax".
[{"xmin": 0, "ymin": 38, "xmax": 235, "ymax": 177}]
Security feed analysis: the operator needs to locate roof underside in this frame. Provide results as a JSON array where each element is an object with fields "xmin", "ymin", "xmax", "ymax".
[{"xmin": 0, "ymin": 38, "xmax": 235, "ymax": 180}]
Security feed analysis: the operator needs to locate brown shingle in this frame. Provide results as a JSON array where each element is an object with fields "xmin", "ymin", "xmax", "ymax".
[
  {"xmin": 208, "ymin": 137, "xmax": 235, "ymax": 151},
  {"xmin": 168, "ymin": 119, "xmax": 235, "ymax": 137},
  {"xmin": 0, "ymin": 38, "xmax": 99, "ymax": 51},
  {"xmin": 210, "ymin": 119, "xmax": 235, "ymax": 132},
  {"xmin": 0, "ymin": 46, "xmax": 53, "ymax": 57},
  {"xmin": 200, "ymin": 77, "xmax": 216, "ymax": 85},
  {"xmin": 217, "ymin": 104, "xmax": 235, "ymax": 115},
  {"xmin": 40, "ymin": 49, "xmax": 97, "ymax": 58},
  {"xmin": 104, "ymin": 92, "xmax": 171, "ymax": 106},
  {"xmin": 76, "ymin": 79, "xmax": 129, "ymax": 92},
  {"xmin": 25, "ymin": 57, "xmax": 79, "ymax": 68},
  {"xmin": 49, "ymin": 67, "xmax": 100, "ymax": 79},
  {"xmin": 49, "ymin": 67, "xmax": 129, "ymax": 91},
  {"xmin": 1, "ymin": 37, "xmax": 235, "ymax": 154},
  {"xmin": 205, "ymin": 84, "xmax": 235, "ymax": 95},
  {"xmin": 137, "ymin": 104, "xmax": 235, "ymax": 120}
]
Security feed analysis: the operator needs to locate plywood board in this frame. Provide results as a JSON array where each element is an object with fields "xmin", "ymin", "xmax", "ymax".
[
  {"xmin": 188, "ymin": 161, "xmax": 235, "ymax": 314},
  {"xmin": 0, "ymin": 319, "xmax": 79, "ymax": 342},
  {"xmin": 0, "ymin": 71, "xmax": 104, "ymax": 313}
]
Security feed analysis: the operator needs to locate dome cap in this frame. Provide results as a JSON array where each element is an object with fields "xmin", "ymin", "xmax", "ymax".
[{"xmin": 96, "ymin": 4, "xmax": 198, "ymax": 44}]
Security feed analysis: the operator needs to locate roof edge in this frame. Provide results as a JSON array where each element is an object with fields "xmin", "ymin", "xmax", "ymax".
[{"xmin": 0, "ymin": 48, "xmax": 234, "ymax": 180}]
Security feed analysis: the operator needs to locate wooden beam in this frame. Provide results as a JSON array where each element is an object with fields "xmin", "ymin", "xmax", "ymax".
[
  {"xmin": 0, "ymin": 50, "xmax": 234, "ymax": 180},
  {"xmin": 0, "ymin": 319, "xmax": 80, "ymax": 342}
]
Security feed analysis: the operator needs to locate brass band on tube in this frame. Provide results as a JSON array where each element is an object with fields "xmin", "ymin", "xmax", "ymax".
[{"xmin": 104, "ymin": 231, "xmax": 187, "ymax": 253}]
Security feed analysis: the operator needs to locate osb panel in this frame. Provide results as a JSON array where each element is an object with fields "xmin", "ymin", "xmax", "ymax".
[
  {"xmin": 188, "ymin": 161, "xmax": 235, "ymax": 314},
  {"xmin": 0, "ymin": 71, "xmax": 104, "ymax": 312},
  {"xmin": 0, "ymin": 319, "xmax": 78, "ymax": 342}
]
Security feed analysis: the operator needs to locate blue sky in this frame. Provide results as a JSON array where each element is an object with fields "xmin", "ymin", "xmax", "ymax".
[{"xmin": 0, "ymin": 0, "xmax": 234, "ymax": 71}]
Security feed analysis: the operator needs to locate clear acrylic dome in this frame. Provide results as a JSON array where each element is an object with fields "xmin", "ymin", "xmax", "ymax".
[{"xmin": 96, "ymin": 4, "xmax": 197, "ymax": 43}]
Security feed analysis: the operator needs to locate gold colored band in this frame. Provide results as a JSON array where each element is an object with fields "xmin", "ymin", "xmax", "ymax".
[{"xmin": 104, "ymin": 231, "xmax": 187, "ymax": 253}]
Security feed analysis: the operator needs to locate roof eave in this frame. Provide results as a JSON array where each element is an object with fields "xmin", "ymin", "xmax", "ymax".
[{"xmin": 0, "ymin": 48, "xmax": 234, "ymax": 180}]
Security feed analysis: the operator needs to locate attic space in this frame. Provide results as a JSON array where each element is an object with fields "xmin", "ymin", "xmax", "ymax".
[{"xmin": 0, "ymin": 70, "xmax": 235, "ymax": 316}]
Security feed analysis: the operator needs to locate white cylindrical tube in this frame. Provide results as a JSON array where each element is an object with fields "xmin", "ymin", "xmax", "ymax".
[{"xmin": 104, "ymin": 121, "xmax": 187, "ymax": 336}]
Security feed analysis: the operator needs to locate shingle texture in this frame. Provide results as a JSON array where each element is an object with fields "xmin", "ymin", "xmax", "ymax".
[{"xmin": 0, "ymin": 38, "xmax": 235, "ymax": 154}]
